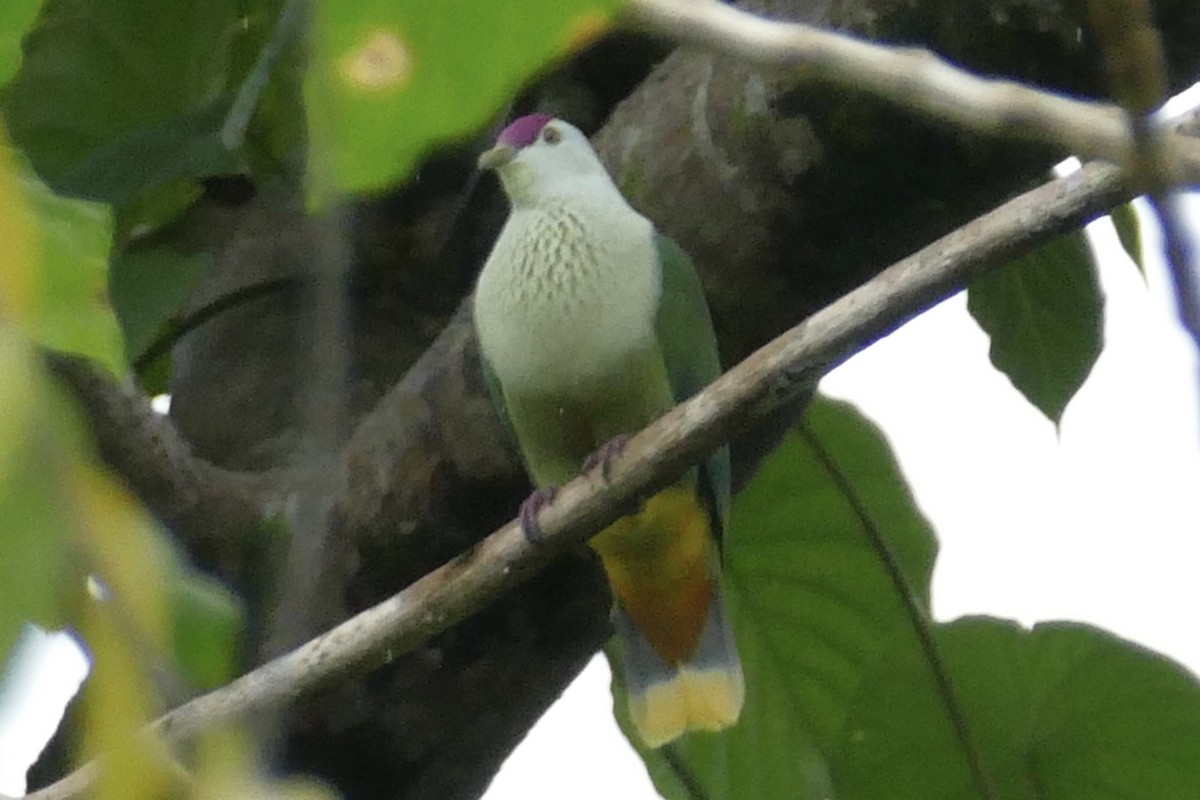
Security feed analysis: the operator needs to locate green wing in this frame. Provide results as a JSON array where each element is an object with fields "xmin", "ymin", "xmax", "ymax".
[
  {"xmin": 653, "ymin": 231, "xmax": 732, "ymax": 535},
  {"xmin": 475, "ymin": 318, "xmax": 521, "ymax": 455}
]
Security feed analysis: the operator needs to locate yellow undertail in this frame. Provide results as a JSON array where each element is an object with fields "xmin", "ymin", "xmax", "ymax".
[{"xmin": 629, "ymin": 666, "xmax": 745, "ymax": 748}]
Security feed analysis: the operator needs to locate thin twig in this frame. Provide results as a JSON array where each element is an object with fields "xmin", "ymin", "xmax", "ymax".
[
  {"xmin": 220, "ymin": 0, "xmax": 308, "ymax": 150},
  {"xmin": 132, "ymin": 278, "xmax": 294, "ymax": 375},
  {"xmin": 27, "ymin": 161, "xmax": 1133, "ymax": 800},
  {"xmin": 623, "ymin": 0, "xmax": 1200, "ymax": 182},
  {"xmin": 796, "ymin": 423, "xmax": 997, "ymax": 800},
  {"xmin": 1147, "ymin": 192, "xmax": 1200, "ymax": 356}
]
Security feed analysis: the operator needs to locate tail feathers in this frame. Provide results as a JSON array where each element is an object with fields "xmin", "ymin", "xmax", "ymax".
[
  {"xmin": 628, "ymin": 666, "xmax": 744, "ymax": 748},
  {"xmin": 617, "ymin": 590, "xmax": 744, "ymax": 748}
]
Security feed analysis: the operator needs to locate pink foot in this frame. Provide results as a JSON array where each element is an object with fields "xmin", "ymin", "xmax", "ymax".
[
  {"xmin": 582, "ymin": 434, "xmax": 630, "ymax": 481},
  {"xmin": 519, "ymin": 486, "xmax": 559, "ymax": 544}
]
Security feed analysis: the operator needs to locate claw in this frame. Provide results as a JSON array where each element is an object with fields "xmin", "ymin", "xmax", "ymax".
[
  {"xmin": 582, "ymin": 434, "xmax": 631, "ymax": 481},
  {"xmin": 519, "ymin": 486, "xmax": 559, "ymax": 544}
]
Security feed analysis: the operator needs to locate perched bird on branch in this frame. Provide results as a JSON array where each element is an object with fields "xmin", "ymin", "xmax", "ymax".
[{"xmin": 473, "ymin": 114, "xmax": 743, "ymax": 747}]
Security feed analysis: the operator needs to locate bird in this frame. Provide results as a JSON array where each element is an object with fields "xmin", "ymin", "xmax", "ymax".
[{"xmin": 472, "ymin": 114, "xmax": 743, "ymax": 748}]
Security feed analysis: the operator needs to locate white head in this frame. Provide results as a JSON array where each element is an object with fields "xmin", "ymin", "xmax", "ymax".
[{"xmin": 478, "ymin": 115, "xmax": 617, "ymax": 208}]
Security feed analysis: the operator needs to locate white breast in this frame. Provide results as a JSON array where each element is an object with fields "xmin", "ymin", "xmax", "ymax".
[{"xmin": 474, "ymin": 197, "xmax": 660, "ymax": 398}]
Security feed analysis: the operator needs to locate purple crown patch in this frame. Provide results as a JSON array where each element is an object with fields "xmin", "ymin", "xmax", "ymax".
[{"xmin": 496, "ymin": 114, "xmax": 554, "ymax": 149}]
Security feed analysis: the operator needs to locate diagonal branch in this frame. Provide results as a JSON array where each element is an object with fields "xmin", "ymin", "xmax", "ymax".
[
  {"xmin": 29, "ymin": 159, "xmax": 1134, "ymax": 800},
  {"xmin": 623, "ymin": 0, "xmax": 1200, "ymax": 183}
]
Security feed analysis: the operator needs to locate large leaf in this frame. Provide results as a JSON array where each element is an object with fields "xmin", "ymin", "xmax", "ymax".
[
  {"xmin": 50, "ymin": 103, "xmax": 240, "ymax": 206},
  {"xmin": 612, "ymin": 395, "xmax": 938, "ymax": 800},
  {"xmin": 832, "ymin": 616, "xmax": 1200, "ymax": 800},
  {"xmin": 306, "ymin": 0, "xmax": 621, "ymax": 196},
  {"xmin": 2, "ymin": 0, "xmax": 247, "ymax": 200},
  {"xmin": 967, "ymin": 231, "xmax": 1104, "ymax": 424}
]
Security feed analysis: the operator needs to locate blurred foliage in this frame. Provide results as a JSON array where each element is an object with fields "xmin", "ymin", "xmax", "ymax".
[
  {"xmin": 0, "ymin": 9, "xmax": 246, "ymax": 781},
  {"xmin": 1, "ymin": 0, "xmax": 1197, "ymax": 798},
  {"xmin": 170, "ymin": 571, "xmax": 242, "ymax": 690},
  {"xmin": 1, "ymin": 134, "xmax": 123, "ymax": 373},
  {"xmin": 192, "ymin": 729, "xmax": 340, "ymax": 800},
  {"xmin": 305, "ymin": 0, "xmax": 621, "ymax": 196},
  {"xmin": 76, "ymin": 471, "xmax": 177, "ymax": 800},
  {"xmin": 0, "ymin": 337, "xmax": 74, "ymax": 662},
  {"xmin": 3, "ymin": 0, "xmax": 243, "ymax": 199},
  {"xmin": 0, "ymin": 0, "xmax": 39, "ymax": 86},
  {"xmin": 968, "ymin": 231, "xmax": 1104, "ymax": 425},
  {"xmin": 0, "ymin": 97, "xmax": 247, "ymax": 795}
]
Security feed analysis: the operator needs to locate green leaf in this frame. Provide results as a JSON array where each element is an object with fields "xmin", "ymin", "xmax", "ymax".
[
  {"xmin": 0, "ymin": 0, "xmax": 40, "ymax": 87},
  {"xmin": 109, "ymin": 248, "xmax": 209, "ymax": 364},
  {"xmin": 170, "ymin": 571, "xmax": 242, "ymax": 689},
  {"xmin": 0, "ymin": 439, "xmax": 70, "ymax": 659},
  {"xmin": 50, "ymin": 102, "xmax": 241, "ymax": 205},
  {"xmin": 967, "ymin": 231, "xmax": 1103, "ymax": 424},
  {"xmin": 2, "ymin": 137, "xmax": 124, "ymax": 373},
  {"xmin": 1110, "ymin": 201, "xmax": 1144, "ymax": 275},
  {"xmin": 832, "ymin": 617, "xmax": 1200, "ymax": 800},
  {"xmin": 113, "ymin": 179, "xmax": 204, "ymax": 246},
  {"xmin": 306, "ymin": 0, "xmax": 620, "ymax": 196},
  {"xmin": 612, "ymin": 396, "xmax": 938, "ymax": 800},
  {"xmin": 0, "ymin": 334, "xmax": 72, "ymax": 661},
  {"xmin": 2, "ymin": 0, "xmax": 243, "ymax": 199},
  {"xmin": 24, "ymin": 173, "xmax": 124, "ymax": 373}
]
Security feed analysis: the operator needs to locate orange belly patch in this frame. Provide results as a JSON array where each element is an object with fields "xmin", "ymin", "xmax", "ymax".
[{"xmin": 590, "ymin": 487, "xmax": 716, "ymax": 665}]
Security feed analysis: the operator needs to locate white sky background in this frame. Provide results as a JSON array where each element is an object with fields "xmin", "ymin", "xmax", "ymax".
[
  {"xmin": 0, "ymin": 629, "xmax": 89, "ymax": 796},
  {"xmin": 485, "ymin": 199, "xmax": 1200, "ymax": 799},
  {"xmin": 2, "ymin": 187, "xmax": 1198, "ymax": 799}
]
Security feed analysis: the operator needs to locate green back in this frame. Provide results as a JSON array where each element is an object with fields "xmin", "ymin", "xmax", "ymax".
[
  {"xmin": 475, "ymin": 310, "xmax": 519, "ymax": 452},
  {"xmin": 653, "ymin": 231, "xmax": 732, "ymax": 538}
]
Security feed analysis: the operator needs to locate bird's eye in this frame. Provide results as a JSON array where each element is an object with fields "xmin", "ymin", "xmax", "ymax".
[{"xmin": 541, "ymin": 126, "xmax": 562, "ymax": 145}]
